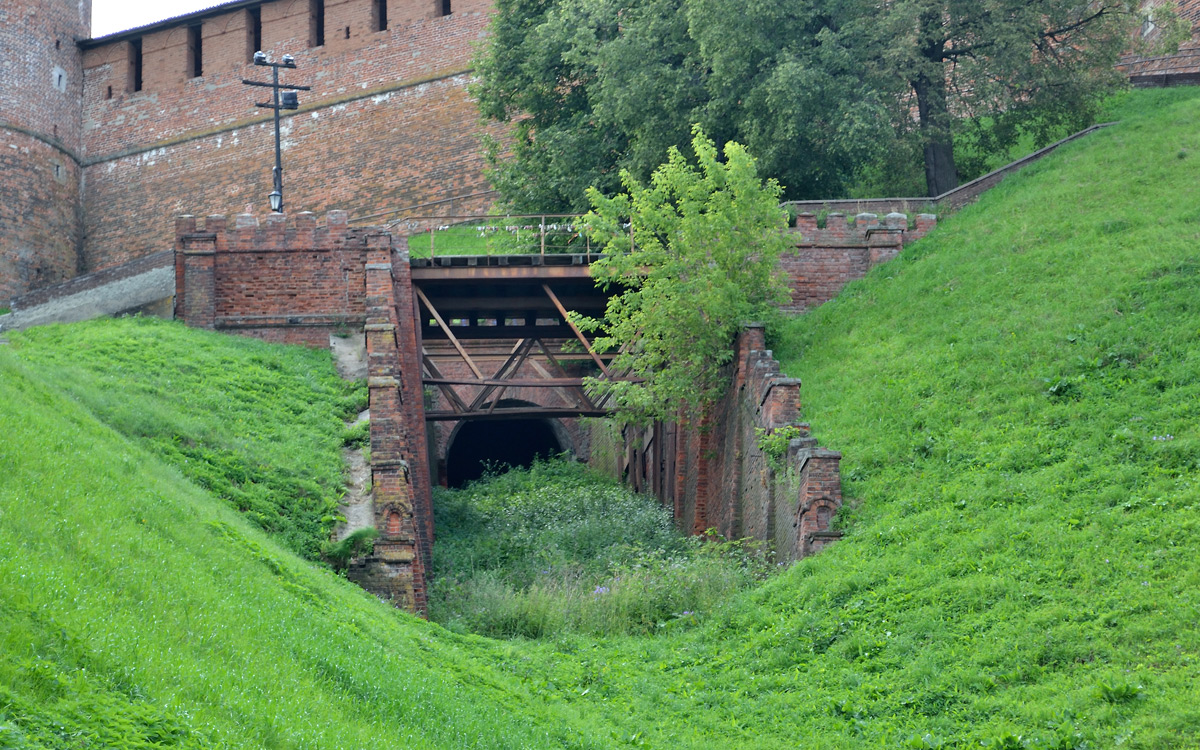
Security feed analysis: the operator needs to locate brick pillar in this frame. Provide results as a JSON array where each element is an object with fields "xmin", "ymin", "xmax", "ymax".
[
  {"xmin": 792, "ymin": 446, "xmax": 843, "ymax": 558},
  {"xmin": 176, "ymin": 215, "xmax": 219, "ymax": 329},
  {"xmin": 390, "ymin": 237, "xmax": 434, "ymax": 574},
  {"xmin": 355, "ymin": 229, "xmax": 427, "ymax": 614}
]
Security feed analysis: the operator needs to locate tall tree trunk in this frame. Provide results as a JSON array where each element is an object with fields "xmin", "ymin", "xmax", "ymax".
[
  {"xmin": 913, "ymin": 71, "xmax": 958, "ymax": 197},
  {"xmin": 912, "ymin": 4, "xmax": 958, "ymax": 197}
]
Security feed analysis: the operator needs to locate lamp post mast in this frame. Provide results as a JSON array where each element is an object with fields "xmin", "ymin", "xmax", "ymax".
[
  {"xmin": 242, "ymin": 53, "xmax": 310, "ymax": 213},
  {"xmin": 271, "ymin": 61, "xmax": 284, "ymax": 213}
]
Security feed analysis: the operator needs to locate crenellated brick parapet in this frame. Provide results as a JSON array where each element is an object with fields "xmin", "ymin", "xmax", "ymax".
[{"xmin": 781, "ymin": 211, "xmax": 937, "ymax": 313}]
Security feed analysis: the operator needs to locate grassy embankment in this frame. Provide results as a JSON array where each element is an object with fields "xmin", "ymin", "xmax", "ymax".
[
  {"xmin": 488, "ymin": 87, "xmax": 1200, "ymax": 749},
  {"xmin": 2, "ymin": 86, "xmax": 1200, "ymax": 748},
  {"xmin": 0, "ymin": 320, "xmax": 624, "ymax": 749}
]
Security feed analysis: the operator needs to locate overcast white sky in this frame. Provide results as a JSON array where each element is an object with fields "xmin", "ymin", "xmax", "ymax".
[{"xmin": 92, "ymin": 0, "xmax": 227, "ymax": 38}]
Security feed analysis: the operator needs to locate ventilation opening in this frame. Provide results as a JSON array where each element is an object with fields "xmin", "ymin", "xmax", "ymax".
[
  {"xmin": 438, "ymin": 0, "xmax": 451, "ymax": 16},
  {"xmin": 445, "ymin": 418, "xmax": 566, "ymax": 488},
  {"xmin": 310, "ymin": 0, "xmax": 325, "ymax": 46},
  {"xmin": 106, "ymin": 85, "xmax": 113, "ymax": 99},
  {"xmin": 188, "ymin": 24, "xmax": 203, "ymax": 78},
  {"xmin": 374, "ymin": 0, "xmax": 388, "ymax": 31},
  {"xmin": 248, "ymin": 7, "xmax": 262, "ymax": 62}
]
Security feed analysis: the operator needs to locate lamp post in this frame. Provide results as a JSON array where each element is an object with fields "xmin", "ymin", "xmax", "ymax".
[{"xmin": 242, "ymin": 52, "xmax": 310, "ymax": 214}]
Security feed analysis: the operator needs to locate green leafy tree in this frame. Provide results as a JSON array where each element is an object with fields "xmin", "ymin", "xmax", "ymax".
[
  {"xmin": 473, "ymin": 0, "xmax": 898, "ymax": 212},
  {"xmin": 858, "ymin": 0, "xmax": 1171, "ymax": 196},
  {"xmin": 577, "ymin": 127, "xmax": 790, "ymax": 423}
]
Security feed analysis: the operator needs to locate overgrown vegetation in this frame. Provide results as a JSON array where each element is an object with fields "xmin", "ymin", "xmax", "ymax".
[
  {"xmin": 429, "ymin": 461, "xmax": 773, "ymax": 638},
  {"xmin": 7, "ymin": 317, "xmax": 365, "ymax": 559},
  {"xmin": 0, "ymin": 348, "xmax": 624, "ymax": 749},
  {"xmin": 494, "ymin": 86, "xmax": 1200, "ymax": 748},
  {"xmin": 474, "ymin": 0, "xmax": 1176, "ymax": 208},
  {"xmin": 3, "ymin": 87, "xmax": 1200, "ymax": 749},
  {"xmin": 578, "ymin": 127, "xmax": 790, "ymax": 421}
]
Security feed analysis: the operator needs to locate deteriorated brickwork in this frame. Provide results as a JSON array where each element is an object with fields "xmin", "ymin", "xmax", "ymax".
[
  {"xmin": 597, "ymin": 326, "xmax": 844, "ymax": 564},
  {"xmin": 176, "ymin": 210, "xmax": 368, "ymax": 345},
  {"xmin": 78, "ymin": 0, "xmax": 497, "ymax": 272},
  {"xmin": 782, "ymin": 212, "xmax": 936, "ymax": 313},
  {"xmin": 0, "ymin": 0, "xmax": 89, "ymax": 303},
  {"xmin": 176, "ymin": 212, "xmax": 431, "ymax": 611},
  {"xmin": 1, "ymin": 0, "xmax": 499, "ymax": 306}
]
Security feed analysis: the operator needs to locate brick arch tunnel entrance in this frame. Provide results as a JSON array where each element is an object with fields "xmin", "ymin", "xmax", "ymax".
[{"xmin": 443, "ymin": 401, "xmax": 574, "ymax": 488}]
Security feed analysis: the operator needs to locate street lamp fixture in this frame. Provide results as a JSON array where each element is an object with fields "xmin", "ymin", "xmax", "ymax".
[{"xmin": 242, "ymin": 52, "xmax": 311, "ymax": 214}]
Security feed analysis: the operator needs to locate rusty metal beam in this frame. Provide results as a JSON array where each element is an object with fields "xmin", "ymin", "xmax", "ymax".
[
  {"xmin": 425, "ymin": 407, "xmax": 611, "ymax": 421},
  {"xmin": 468, "ymin": 338, "xmax": 534, "ymax": 412},
  {"xmin": 420, "ymin": 349, "xmax": 470, "ymax": 414},
  {"xmin": 414, "ymin": 286, "xmax": 485, "ymax": 379},
  {"xmin": 542, "ymin": 284, "xmax": 612, "ymax": 379},
  {"xmin": 411, "ymin": 265, "xmax": 594, "ymax": 282},
  {"xmin": 424, "ymin": 377, "xmax": 594, "ymax": 387}
]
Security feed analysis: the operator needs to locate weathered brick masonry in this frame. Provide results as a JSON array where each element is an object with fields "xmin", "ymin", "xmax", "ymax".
[
  {"xmin": 177, "ymin": 211, "xmax": 432, "ymax": 609},
  {"xmin": 595, "ymin": 326, "xmax": 844, "ymax": 565},
  {"xmin": 1, "ymin": 0, "xmax": 498, "ymax": 305},
  {"xmin": 0, "ymin": 0, "xmax": 89, "ymax": 303},
  {"xmin": 781, "ymin": 211, "xmax": 936, "ymax": 313}
]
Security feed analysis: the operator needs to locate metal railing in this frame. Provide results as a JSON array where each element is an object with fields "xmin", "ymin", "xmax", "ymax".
[{"xmin": 392, "ymin": 213, "xmax": 626, "ymax": 260}]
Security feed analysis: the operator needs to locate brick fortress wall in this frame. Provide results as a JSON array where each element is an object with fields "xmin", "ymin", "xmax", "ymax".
[
  {"xmin": 78, "ymin": 0, "xmax": 498, "ymax": 274},
  {"xmin": 0, "ymin": 0, "xmax": 90, "ymax": 303},
  {"xmin": 177, "ymin": 212, "xmax": 433, "ymax": 611}
]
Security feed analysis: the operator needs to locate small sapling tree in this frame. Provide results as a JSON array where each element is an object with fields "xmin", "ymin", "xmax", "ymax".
[{"xmin": 577, "ymin": 126, "xmax": 791, "ymax": 423}]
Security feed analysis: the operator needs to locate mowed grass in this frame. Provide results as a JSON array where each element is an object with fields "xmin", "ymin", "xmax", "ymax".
[{"xmin": 0, "ymin": 351, "xmax": 620, "ymax": 749}]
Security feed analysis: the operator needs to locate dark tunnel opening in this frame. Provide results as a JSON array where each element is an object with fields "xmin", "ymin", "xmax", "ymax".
[{"xmin": 445, "ymin": 418, "xmax": 566, "ymax": 488}]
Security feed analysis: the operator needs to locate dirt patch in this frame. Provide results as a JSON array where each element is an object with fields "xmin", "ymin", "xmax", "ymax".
[
  {"xmin": 329, "ymin": 332, "xmax": 367, "ymax": 380},
  {"xmin": 336, "ymin": 443, "xmax": 374, "ymax": 542}
]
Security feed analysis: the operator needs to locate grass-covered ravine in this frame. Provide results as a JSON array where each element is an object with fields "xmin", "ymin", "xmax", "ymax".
[{"xmin": 2, "ymin": 86, "xmax": 1200, "ymax": 748}]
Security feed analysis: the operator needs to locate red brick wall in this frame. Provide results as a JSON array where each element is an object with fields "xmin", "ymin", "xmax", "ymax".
[
  {"xmin": 0, "ymin": 0, "xmax": 89, "ymax": 304},
  {"xmin": 77, "ymin": 0, "xmax": 497, "ymax": 274},
  {"xmin": 176, "ymin": 210, "xmax": 368, "ymax": 344},
  {"xmin": 596, "ymin": 326, "xmax": 844, "ymax": 564},
  {"xmin": 781, "ymin": 211, "xmax": 936, "ymax": 313},
  {"xmin": 0, "ymin": 134, "xmax": 83, "ymax": 304}
]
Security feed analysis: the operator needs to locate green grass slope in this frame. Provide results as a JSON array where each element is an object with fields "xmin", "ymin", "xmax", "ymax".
[
  {"xmin": 0, "ymin": 339, "xmax": 621, "ymax": 749},
  {"xmin": 4, "ymin": 87, "xmax": 1200, "ymax": 749},
  {"xmin": 475, "ymin": 89, "xmax": 1200, "ymax": 749},
  {"xmin": 7, "ymin": 319, "xmax": 365, "ymax": 560}
]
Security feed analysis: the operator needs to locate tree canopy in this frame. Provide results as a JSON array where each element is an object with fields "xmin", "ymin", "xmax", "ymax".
[
  {"xmin": 473, "ymin": 0, "xmax": 901, "ymax": 211},
  {"xmin": 475, "ymin": 0, "xmax": 1169, "ymax": 204},
  {"xmin": 576, "ymin": 127, "xmax": 790, "ymax": 423}
]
